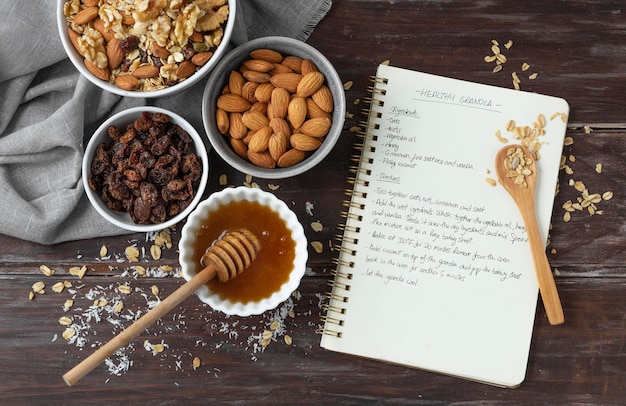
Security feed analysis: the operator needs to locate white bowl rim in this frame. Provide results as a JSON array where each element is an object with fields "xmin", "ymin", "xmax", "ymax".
[
  {"xmin": 56, "ymin": 0, "xmax": 237, "ymax": 98},
  {"xmin": 179, "ymin": 186, "xmax": 308, "ymax": 316},
  {"xmin": 82, "ymin": 106, "xmax": 209, "ymax": 232},
  {"xmin": 201, "ymin": 35, "xmax": 346, "ymax": 179}
]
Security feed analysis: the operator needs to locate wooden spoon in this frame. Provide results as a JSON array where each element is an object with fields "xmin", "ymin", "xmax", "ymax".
[
  {"xmin": 63, "ymin": 229, "xmax": 261, "ymax": 386},
  {"xmin": 495, "ymin": 145, "xmax": 564, "ymax": 325}
]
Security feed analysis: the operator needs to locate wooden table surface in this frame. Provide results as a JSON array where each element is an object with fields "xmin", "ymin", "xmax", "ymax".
[{"xmin": 1, "ymin": 1, "xmax": 625, "ymax": 404}]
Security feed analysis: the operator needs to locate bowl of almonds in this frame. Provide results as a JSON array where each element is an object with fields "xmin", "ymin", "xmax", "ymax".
[
  {"xmin": 57, "ymin": 0, "xmax": 236, "ymax": 97},
  {"xmin": 201, "ymin": 36, "xmax": 346, "ymax": 179}
]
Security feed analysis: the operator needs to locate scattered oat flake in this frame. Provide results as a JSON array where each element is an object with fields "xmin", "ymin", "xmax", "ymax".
[
  {"xmin": 150, "ymin": 244, "xmax": 162, "ymax": 260},
  {"xmin": 551, "ymin": 248, "xmax": 557, "ymax": 254},
  {"xmin": 504, "ymin": 40, "xmax": 513, "ymax": 49},
  {"xmin": 40, "ymin": 265, "xmax": 55, "ymax": 276},
  {"xmin": 270, "ymin": 320, "xmax": 280, "ymax": 331},
  {"xmin": 381, "ymin": 59, "xmax": 390, "ymax": 65},
  {"xmin": 69, "ymin": 265, "xmax": 87, "ymax": 279},
  {"xmin": 32, "ymin": 281, "xmax": 45, "ymax": 294},
  {"xmin": 152, "ymin": 343, "xmax": 165, "ymax": 353},
  {"xmin": 267, "ymin": 183, "xmax": 280, "ymax": 191},
  {"xmin": 485, "ymin": 177, "xmax": 497, "ymax": 187},
  {"xmin": 28, "ymin": 291, "xmax": 35, "ymax": 300},
  {"xmin": 563, "ymin": 136, "xmax": 574, "ymax": 146},
  {"xmin": 284, "ymin": 335, "xmax": 293, "ymax": 345},
  {"xmin": 528, "ymin": 72, "xmax": 538, "ymax": 80},
  {"xmin": 59, "ymin": 316, "xmax": 73, "ymax": 326},
  {"xmin": 310, "ymin": 221, "xmax": 323, "ymax": 232},
  {"xmin": 118, "ymin": 284, "xmax": 132, "ymax": 294},
  {"xmin": 151, "ymin": 285, "xmax": 160, "ymax": 296},
  {"xmin": 219, "ymin": 174, "xmax": 228, "ymax": 185},
  {"xmin": 595, "ymin": 163, "xmax": 602, "ymax": 173},
  {"xmin": 62, "ymin": 328, "xmax": 76, "ymax": 340},
  {"xmin": 310, "ymin": 241, "xmax": 324, "ymax": 254},
  {"xmin": 343, "ymin": 81, "xmax": 353, "ymax": 90},
  {"xmin": 521, "ymin": 62, "xmax": 530, "ymax": 71},
  {"xmin": 125, "ymin": 246, "xmax": 140, "ymax": 262},
  {"xmin": 193, "ymin": 356, "xmax": 201, "ymax": 370},
  {"xmin": 602, "ymin": 191, "xmax": 613, "ymax": 201},
  {"xmin": 52, "ymin": 282, "xmax": 65, "ymax": 293},
  {"xmin": 100, "ymin": 245, "xmax": 108, "ymax": 258}
]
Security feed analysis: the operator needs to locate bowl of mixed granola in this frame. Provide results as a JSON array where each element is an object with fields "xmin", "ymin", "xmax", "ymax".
[
  {"xmin": 82, "ymin": 106, "xmax": 209, "ymax": 232},
  {"xmin": 57, "ymin": 0, "xmax": 236, "ymax": 98}
]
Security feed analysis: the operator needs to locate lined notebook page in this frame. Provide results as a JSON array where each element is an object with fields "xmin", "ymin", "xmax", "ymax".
[{"xmin": 320, "ymin": 64, "xmax": 569, "ymax": 387}]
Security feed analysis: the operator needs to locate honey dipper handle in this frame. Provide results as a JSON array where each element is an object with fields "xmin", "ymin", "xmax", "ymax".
[
  {"xmin": 63, "ymin": 264, "xmax": 217, "ymax": 386},
  {"xmin": 518, "ymin": 193, "xmax": 565, "ymax": 325}
]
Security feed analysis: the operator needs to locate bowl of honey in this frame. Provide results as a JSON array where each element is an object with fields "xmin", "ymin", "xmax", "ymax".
[{"xmin": 179, "ymin": 186, "xmax": 308, "ymax": 316}]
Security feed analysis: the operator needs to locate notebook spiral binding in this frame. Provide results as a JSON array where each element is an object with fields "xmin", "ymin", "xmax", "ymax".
[{"xmin": 319, "ymin": 75, "xmax": 387, "ymax": 339}]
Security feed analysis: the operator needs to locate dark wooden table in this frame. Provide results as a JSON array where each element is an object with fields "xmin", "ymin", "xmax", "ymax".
[{"xmin": 1, "ymin": 1, "xmax": 625, "ymax": 404}]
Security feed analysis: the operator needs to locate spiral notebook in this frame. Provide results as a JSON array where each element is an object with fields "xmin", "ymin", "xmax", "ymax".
[{"xmin": 319, "ymin": 64, "xmax": 569, "ymax": 387}]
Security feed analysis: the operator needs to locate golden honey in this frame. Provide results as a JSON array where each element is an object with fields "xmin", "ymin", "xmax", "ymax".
[{"xmin": 189, "ymin": 200, "xmax": 295, "ymax": 303}]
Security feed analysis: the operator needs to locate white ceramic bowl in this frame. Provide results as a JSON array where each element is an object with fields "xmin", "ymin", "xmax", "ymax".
[
  {"xmin": 179, "ymin": 186, "xmax": 308, "ymax": 316},
  {"xmin": 202, "ymin": 36, "xmax": 346, "ymax": 179},
  {"xmin": 82, "ymin": 106, "xmax": 209, "ymax": 232},
  {"xmin": 56, "ymin": 0, "xmax": 237, "ymax": 98}
]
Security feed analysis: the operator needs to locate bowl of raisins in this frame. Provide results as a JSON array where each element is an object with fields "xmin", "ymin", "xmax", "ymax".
[
  {"xmin": 57, "ymin": 0, "xmax": 237, "ymax": 98},
  {"xmin": 83, "ymin": 106, "xmax": 209, "ymax": 232}
]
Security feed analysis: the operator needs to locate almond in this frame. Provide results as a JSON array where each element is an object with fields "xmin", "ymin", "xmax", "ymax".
[
  {"xmin": 228, "ymin": 70, "xmax": 245, "ymax": 96},
  {"xmin": 270, "ymin": 63, "xmax": 293, "ymax": 75},
  {"xmin": 243, "ymin": 70, "xmax": 271, "ymax": 84},
  {"xmin": 189, "ymin": 31, "xmax": 204, "ymax": 42},
  {"xmin": 250, "ymin": 101, "xmax": 268, "ymax": 115},
  {"xmin": 93, "ymin": 18, "xmax": 115, "ymax": 42},
  {"xmin": 84, "ymin": 59, "xmax": 109, "ymax": 81},
  {"xmin": 277, "ymin": 148, "xmax": 306, "ymax": 168},
  {"xmin": 121, "ymin": 12, "xmax": 135, "ymax": 25},
  {"xmin": 176, "ymin": 60, "xmax": 196, "ymax": 79},
  {"xmin": 311, "ymin": 85, "xmax": 334, "ymax": 113},
  {"xmin": 132, "ymin": 65, "xmax": 160, "ymax": 79},
  {"xmin": 306, "ymin": 97, "xmax": 331, "ymax": 119},
  {"xmin": 270, "ymin": 87, "xmax": 290, "ymax": 119},
  {"xmin": 269, "ymin": 117, "xmax": 291, "ymax": 138},
  {"xmin": 114, "ymin": 75, "xmax": 139, "ymax": 91},
  {"xmin": 301, "ymin": 59, "xmax": 319, "ymax": 75},
  {"xmin": 241, "ymin": 81, "xmax": 259, "ymax": 103},
  {"xmin": 73, "ymin": 6, "xmax": 99, "ymax": 25},
  {"xmin": 268, "ymin": 132, "xmax": 288, "ymax": 161},
  {"xmin": 68, "ymin": 29, "xmax": 82, "ymax": 55},
  {"xmin": 282, "ymin": 56, "xmax": 303, "ymax": 73},
  {"xmin": 228, "ymin": 112, "xmax": 248, "ymax": 138},
  {"xmin": 248, "ymin": 127, "xmax": 273, "ymax": 153},
  {"xmin": 247, "ymin": 150, "xmax": 276, "ymax": 169},
  {"xmin": 217, "ymin": 94, "xmax": 252, "ymax": 113},
  {"xmin": 296, "ymin": 71, "xmax": 325, "ymax": 98},
  {"xmin": 300, "ymin": 117, "xmax": 332, "ymax": 138},
  {"xmin": 243, "ymin": 59, "xmax": 274, "ymax": 73},
  {"xmin": 106, "ymin": 38, "xmax": 124, "ymax": 70},
  {"xmin": 242, "ymin": 110, "xmax": 270, "ymax": 131},
  {"xmin": 249, "ymin": 49, "xmax": 283, "ymax": 64},
  {"xmin": 287, "ymin": 97, "xmax": 307, "ymax": 129},
  {"xmin": 270, "ymin": 73, "xmax": 302, "ymax": 93},
  {"xmin": 150, "ymin": 42, "xmax": 170, "ymax": 59},
  {"xmin": 191, "ymin": 51, "xmax": 213, "ymax": 66},
  {"xmin": 231, "ymin": 138, "xmax": 248, "ymax": 159},
  {"xmin": 291, "ymin": 133, "xmax": 322, "ymax": 151},
  {"xmin": 254, "ymin": 82, "xmax": 275, "ymax": 103},
  {"xmin": 216, "ymin": 108, "xmax": 229, "ymax": 134}
]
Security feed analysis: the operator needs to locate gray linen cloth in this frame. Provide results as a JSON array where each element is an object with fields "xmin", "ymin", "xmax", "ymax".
[{"xmin": 0, "ymin": 0, "xmax": 332, "ymax": 244}]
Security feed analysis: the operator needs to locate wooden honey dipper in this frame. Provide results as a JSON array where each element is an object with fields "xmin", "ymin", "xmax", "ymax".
[{"xmin": 63, "ymin": 229, "xmax": 261, "ymax": 386}]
